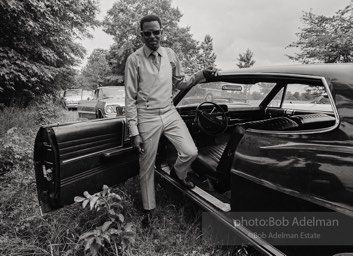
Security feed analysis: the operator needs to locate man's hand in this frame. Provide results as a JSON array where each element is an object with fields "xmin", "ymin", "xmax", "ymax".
[
  {"xmin": 203, "ymin": 67, "xmax": 218, "ymax": 80},
  {"xmin": 132, "ymin": 135, "xmax": 145, "ymax": 154}
]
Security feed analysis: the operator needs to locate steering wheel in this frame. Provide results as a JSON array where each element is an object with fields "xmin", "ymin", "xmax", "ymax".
[{"xmin": 194, "ymin": 102, "xmax": 228, "ymax": 136}]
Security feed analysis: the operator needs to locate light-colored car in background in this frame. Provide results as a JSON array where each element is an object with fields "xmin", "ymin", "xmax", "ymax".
[
  {"xmin": 61, "ymin": 89, "xmax": 82, "ymax": 110},
  {"xmin": 78, "ymin": 86, "xmax": 125, "ymax": 119},
  {"xmin": 60, "ymin": 89, "xmax": 94, "ymax": 110}
]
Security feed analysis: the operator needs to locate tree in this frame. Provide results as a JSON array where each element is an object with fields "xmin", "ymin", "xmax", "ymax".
[
  {"xmin": 258, "ymin": 83, "xmax": 274, "ymax": 95},
  {"xmin": 304, "ymin": 85, "xmax": 325, "ymax": 98},
  {"xmin": 78, "ymin": 49, "xmax": 116, "ymax": 89},
  {"xmin": 197, "ymin": 35, "xmax": 217, "ymax": 70},
  {"xmin": 0, "ymin": 0, "xmax": 99, "ymax": 105},
  {"xmin": 301, "ymin": 92, "xmax": 314, "ymax": 101},
  {"xmin": 102, "ymin": 0, "xmax": 206, "ymax": 83},
  {"xmin": 236, "ymin": 49, "xmax": 256, "ymax": 68},
  {"xmin": 250, "ymin": 91, "xmax": 262, "ymax": 100},
  {"xmin": 287, "ymin": 2, "xmax": 353, "ymax": 63},
  {"xmin": 237, "ymin": 48, "xmax": 256, "ymax": 97},
  {"xmin": 292, "ymin": 92, "xmax": 300, "ymax": 100}
]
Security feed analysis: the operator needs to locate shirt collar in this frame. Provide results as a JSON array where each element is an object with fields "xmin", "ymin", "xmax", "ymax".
[{"xmin": 143, "ymin": 45, "xmax": 163, "ymax": 57}]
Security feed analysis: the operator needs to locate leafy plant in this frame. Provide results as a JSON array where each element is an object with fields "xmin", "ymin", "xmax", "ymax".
[
  {"xmin": 0, "ymin": 145, "xmax": 15, "ymax": 177},
  {"xmin": 74, "ymin": 185, "xmax": 135, "ymax": 256},
  {"xmin": 32, "ymin": 94, "xmax": 63, "ymax": 125},
  {"xmin": 0, "ymin": 0, "xmax": 100, "ymax": 105},
  {"xmin": 287, "ymin": 2, "xmax": 353, "ymax": 63}
]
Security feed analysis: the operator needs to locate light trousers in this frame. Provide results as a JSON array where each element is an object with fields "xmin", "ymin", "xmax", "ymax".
[{"xmin": 137, "ymin": 104, "xmax": 198, "ymax": 210}]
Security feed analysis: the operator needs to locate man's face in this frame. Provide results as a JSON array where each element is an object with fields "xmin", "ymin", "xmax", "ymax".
[{"xmin": 141, "ymin": 21, "xmax": 162, "ymax": 51}]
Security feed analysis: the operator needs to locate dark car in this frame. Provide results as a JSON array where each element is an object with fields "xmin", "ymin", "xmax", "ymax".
[{"xmin": 34, "ymin": 63, "xmax": 353, "ymax": 256}]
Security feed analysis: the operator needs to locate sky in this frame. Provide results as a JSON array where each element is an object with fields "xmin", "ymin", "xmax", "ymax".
[{"xmin": 80, "ymin": 0, "xmax": 351, "ymax": 71}]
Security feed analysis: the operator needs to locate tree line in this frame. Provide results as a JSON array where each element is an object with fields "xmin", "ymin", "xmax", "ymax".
[
  {"xmin": 0, "ymin": 0, "xmax": 100, "ymax": 105},
  {"xmin": 1, "ymin": 0, "xmax": 352, "ymax": 105},
  {"xmin": 77, "ymin": 0, "xmax": 217, "ymax": 89}
]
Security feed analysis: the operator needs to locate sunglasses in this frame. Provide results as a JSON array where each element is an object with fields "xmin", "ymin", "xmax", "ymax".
[{"xmin": 141, "ymin": 30, "xmax": 162, "ymax": 37}]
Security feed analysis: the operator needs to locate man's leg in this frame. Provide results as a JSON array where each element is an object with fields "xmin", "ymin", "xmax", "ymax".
[
  {"xmin": 138, "ymin": 114, "xmax": 163, "ymax": 210},
  {"xmin": 162, "ymin": 108, "xmax": 198, "ymax": 180}
]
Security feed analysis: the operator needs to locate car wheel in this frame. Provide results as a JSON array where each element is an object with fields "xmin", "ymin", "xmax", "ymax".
[
  {"xmin": 205, "ymin": 93, "xmax": 213, "ymax": 102},
  {"xmin": 97, "ymin": 111, "xmax": 104, "ymax": 119}
]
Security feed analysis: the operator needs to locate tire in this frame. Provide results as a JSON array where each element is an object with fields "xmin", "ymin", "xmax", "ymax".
[{"xmin": 96, "ymin": 111, "xmax": 104, "ymax": 119}]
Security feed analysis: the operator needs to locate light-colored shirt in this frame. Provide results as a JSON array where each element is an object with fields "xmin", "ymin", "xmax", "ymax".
[{"xmin": 124, "ymin": 45, "xmax": 205, "ymax": 137}]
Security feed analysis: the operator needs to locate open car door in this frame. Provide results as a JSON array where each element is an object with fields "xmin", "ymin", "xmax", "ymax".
[{"xmin": 34, "ymin": 118, "xmax": 139, "ymax": 213}]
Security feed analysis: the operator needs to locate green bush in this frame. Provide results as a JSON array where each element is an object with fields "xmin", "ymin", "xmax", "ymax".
[{"xmin": 74, "ymin": 185, "xmax": 136, "ymax": 256}]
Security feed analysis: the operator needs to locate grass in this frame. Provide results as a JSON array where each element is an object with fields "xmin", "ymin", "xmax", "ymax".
[{"xmin": 0, "ymin": 102, "xmax": 259, "ymax": 256}]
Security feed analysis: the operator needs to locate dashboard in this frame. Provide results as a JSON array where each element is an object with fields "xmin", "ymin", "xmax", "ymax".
[{"xmin": 177, "ymin": 104, "xmax": 228, "ymax": 119}]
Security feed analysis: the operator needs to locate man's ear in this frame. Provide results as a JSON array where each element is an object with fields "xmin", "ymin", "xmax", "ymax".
[{"xmin": 160, "ymin": 29, "xmax": 164, "ymax": 40}]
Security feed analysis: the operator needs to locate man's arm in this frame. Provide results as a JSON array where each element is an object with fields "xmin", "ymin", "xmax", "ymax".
[
  {"xmin": 124, "ymin": 55, "xmax": 145, "ymax": 154},
  {"xmin": 124, "ymin": 55, "xmax": 139, "ymax": 137},
  {"xmin": 169, "ymin": 49, "xmax": 204, "ymax": 90},
  {"xmin": 167, "ymin": 48, "xmax": 216, "ymax": 90}
]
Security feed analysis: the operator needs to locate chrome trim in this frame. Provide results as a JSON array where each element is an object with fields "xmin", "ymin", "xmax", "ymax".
[
  {"xmin": 61, "ymin": 146, "xmax": 123, "ymax": 165},
  {"xmin": 77, "ymin": 110, "xmax": 95, "ymax": 114},
  {"xmin": 261, "ymin": 142, "xmax": 353, "ymax": 154}
]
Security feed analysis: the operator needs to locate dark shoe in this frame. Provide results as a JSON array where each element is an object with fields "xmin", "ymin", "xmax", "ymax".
[
  {"xmin": 170, "ymin": 167, "xmax": 195, "ymax": 189},
  {"xmin": 141, "ymin": 209, "xmax": 154, "ymax": 228}
]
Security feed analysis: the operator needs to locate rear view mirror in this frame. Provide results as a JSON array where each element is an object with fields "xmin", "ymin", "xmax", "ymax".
[{"xmin": 222, "ymin": 84, "xmax": 243, "ymax": 91}]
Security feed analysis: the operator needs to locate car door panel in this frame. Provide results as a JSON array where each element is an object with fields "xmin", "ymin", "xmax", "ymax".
[
  {"xmin": 34, "ymin": 118, "xmax": 139, "ymax": 213},
  {"xmin": 232, "ymin": 128, "xmax": 353, "ymax": 214},
  {"xmin": 234, "ymin": 131, "xmax": 315, "ymax": 193}
]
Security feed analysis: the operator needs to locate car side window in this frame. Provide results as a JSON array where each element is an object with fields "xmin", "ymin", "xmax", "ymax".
[
  {"xmin": 270, "ymin": 83, "xmax": 333, "ymax": 112},
  {"xmin": 285, "ymin": 84, "xmax": 333, "ymax": 112}
]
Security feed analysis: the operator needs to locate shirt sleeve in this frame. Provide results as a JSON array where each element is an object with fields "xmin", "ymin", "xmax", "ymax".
[
  {"xmin": 168, "ymin": 48, "xmax": 205, "ymax": 91},
  {"xmin": 124, "ymin": 55, "xmax": 139, "ymax": 137}
]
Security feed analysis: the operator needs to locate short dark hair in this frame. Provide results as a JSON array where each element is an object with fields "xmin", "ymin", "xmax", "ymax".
[{"xmin": 140, "ymin": 15, "xmax": 162, "ymax": 31}]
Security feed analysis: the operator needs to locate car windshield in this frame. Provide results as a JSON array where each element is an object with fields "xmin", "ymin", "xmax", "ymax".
[
  {"xmin": 177, "ymin": 81, "xmax": 276, "ymax": 108},
  {"xmin": 101, "ymin": 87, "xmax": 125, "ymax": 99},
  {"xmin": 64, "ymin": 89, "xmax": 81, "ymax": 97},
  {"xmin": 82, "ymin": 90, "xmax": 94, "ymax": 99}
]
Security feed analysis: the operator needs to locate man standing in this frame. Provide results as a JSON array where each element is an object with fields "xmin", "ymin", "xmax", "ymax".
[{"xmin": 124, "ymin": 14, "xmax": 216, "ymax": 225}]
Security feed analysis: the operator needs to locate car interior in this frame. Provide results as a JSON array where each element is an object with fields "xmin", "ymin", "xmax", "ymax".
[{"xmin": 157, "ymin": 76, "xmax": 337, "ymax": 204}]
